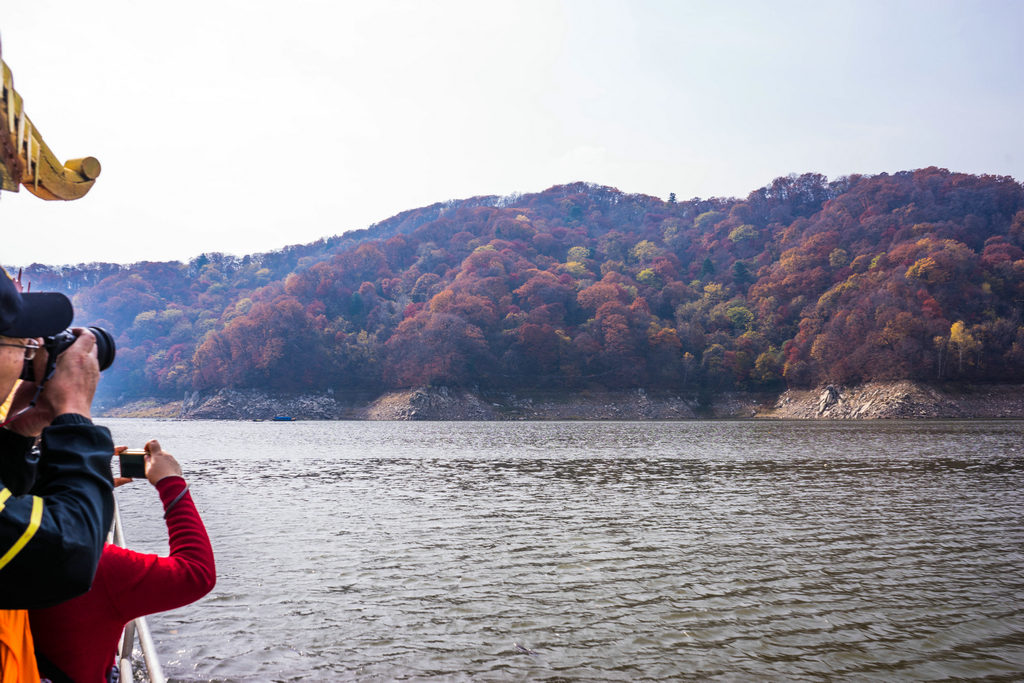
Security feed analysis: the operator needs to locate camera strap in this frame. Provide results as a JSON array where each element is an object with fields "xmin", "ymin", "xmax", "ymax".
[{"xmin": 0, "ymin": 353, "xmax": 58, "ymax": 429}]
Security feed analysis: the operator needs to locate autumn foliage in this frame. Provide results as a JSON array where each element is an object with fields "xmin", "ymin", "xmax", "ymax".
[{"xmin": 14, "ymin": 168, "xmax": 1024, "ymax": 402}]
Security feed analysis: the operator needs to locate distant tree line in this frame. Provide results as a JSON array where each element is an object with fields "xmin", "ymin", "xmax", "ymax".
[{"xmin": 13, "ymin": 168, "xmax": 1024, "ymax": 403}]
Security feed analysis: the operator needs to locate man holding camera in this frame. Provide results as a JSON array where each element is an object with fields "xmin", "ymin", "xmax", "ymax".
[{"xmin": 0, "ymin": 271, "xmax": 114, "ymax": 678}]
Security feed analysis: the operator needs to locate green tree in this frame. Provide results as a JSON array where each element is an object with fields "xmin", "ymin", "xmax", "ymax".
[
  {"xmin": 694, "ymin": 210, "xmax": 724, "ymax": 232},
  {"xmin": 728, "ymin": 224, "xmax": 758, "ymax": 242},
  {"xmin": 700, "ymin": 257, "xmax": 715, "ymax": 279},
  {"xmin": 726, "ymin": 305, "xmax": 754, "ymax": 332},
  {"xmin": 753, "ymin": 347, "xmax": 783, "ymax": 385},
  {"xmin": 731, "ymin": 261, "xmax": 753, "ymax": 288},
  {"xmin": 629, "ymin": 240, "xmax": 660, "ymax": 265},
  {"xmin": 567, "ymin": 246, "xmax": 591, "ymax": 262},
  {"xmin": 828, "ymin": 248, "xmax": 849, "ymax": 268}
]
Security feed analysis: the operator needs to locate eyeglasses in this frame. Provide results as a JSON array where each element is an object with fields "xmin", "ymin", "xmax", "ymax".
[{"xmin": 0, "ymin": 341, "xmax": 40, "ymax": 361}]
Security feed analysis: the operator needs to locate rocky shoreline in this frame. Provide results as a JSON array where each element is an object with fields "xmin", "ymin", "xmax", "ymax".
[
  {"xmin": 96, "ymin": 381, "xmax": 1024, "ymax": 421},
  {"xmin": 763, "ymin": 381, "xmax": 1024, "ymax": 419}
]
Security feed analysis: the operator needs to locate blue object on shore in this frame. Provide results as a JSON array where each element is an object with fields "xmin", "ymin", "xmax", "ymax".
[{"xmin": 272, "ymin": 416, "xmax": 295, "ymax": 421}]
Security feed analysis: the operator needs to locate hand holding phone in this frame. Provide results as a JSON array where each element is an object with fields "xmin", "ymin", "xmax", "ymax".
[{"xmin": 119, "ymin": 449, "xmax": 147, "ymax": 479}]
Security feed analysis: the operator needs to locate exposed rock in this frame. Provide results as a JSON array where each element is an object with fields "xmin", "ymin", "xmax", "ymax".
[
  {"xmin": 763, "ymin": 381, "xmax": 990, "ymax": 419},
  {"xmin": 818, "ymin": 385, "xmax": 841, "ymax": 415},
  {"xmin": 133, "ymin": 387, "xmax": 703, "ymax": 420},
  {"xmin": 702, "ymin": 391, "xmax": 775, "ymax": 418},
  {"xmin": 360, "ymin": 387, "xmax": 498, "ymax": 420},
  {"xmin": 177, "ymin": 388, "xmax": 352, "ymax": 420},
  {"xmin": 99, "ymin": 382, "xmax": 1024, "ymax": 421},
  {"xmin": 360, "ymin": 388, "xmax": 702, "ymax": 420},
  {"xmin": 100, "ymin": 398, "xmax": 182, "ymax": 419},
  {"xmin": 489, "ymin": 389, "xmax": 699, "ymax": 420}
]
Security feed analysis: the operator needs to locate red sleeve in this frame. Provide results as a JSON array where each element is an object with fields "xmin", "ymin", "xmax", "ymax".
[{"xmin": 98, "ymin": 476, "xmax": 216, "ymax": 623}]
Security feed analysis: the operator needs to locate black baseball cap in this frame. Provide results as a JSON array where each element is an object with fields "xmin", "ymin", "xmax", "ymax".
[{"xmin": 0, "ymin": 269, "xmax": 73, "ymax": 338}]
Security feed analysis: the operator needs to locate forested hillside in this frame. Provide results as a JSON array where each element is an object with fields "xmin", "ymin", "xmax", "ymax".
[{"xmin": 12, "ymin": 168, "xmax": 1024, "ymax": 404}]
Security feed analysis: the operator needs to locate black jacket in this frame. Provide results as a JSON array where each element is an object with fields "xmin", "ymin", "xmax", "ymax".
[{"xmin": 0, "ymin": 414, "xmax": 114, "ymax": 608}]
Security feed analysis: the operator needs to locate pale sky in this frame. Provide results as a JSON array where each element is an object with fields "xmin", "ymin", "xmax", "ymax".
[{"xmin": 2, "ymin": 0, "xmax": 1021, "ymax": 266}]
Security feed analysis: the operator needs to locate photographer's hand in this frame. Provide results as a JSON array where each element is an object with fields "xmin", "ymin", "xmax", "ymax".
[
  {"xmin": 7, "ymin": 329, "xmax": 100, "ymax": 436},
  {"xmin": 39, "ymin": 328, "xmax": 99, "ymax": 420},
  {"xmin": 144, "ymin": 439, "xmax": 183, "ymax": 485},
  {"xmin": 112, "ymin": 445, "xmax": 134, "ymax": 486}
]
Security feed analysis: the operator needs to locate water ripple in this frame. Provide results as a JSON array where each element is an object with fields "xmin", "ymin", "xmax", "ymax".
[{"xmin": 104, "ymin": 419, "xmax": 1024, "ymax": 681}]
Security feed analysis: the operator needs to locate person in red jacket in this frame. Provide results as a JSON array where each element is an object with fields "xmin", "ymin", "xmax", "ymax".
[{"xmin": 29, "ymin": 439, "xmax": 216, "ymax": 682}]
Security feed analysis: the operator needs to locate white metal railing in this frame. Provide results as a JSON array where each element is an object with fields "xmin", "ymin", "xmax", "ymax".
[{"xmin": 111, "ymin": 499, "xmax": 167, "ymax": 683}]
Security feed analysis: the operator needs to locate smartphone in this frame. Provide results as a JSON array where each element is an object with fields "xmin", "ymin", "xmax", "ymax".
[{"xmin": 119, "ymin": 449, "xmax": 147, "ymax": 478}]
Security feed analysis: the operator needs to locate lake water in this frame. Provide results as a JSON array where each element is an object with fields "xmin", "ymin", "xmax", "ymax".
[{"xmin": 104, "ymin": 418, "xmax": 1024, "ymax": 681}]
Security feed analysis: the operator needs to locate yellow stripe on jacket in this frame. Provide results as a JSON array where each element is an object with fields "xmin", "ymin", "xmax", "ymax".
[{"xmin": 0, "ymin": 493, "xmax": 44, "ymax": 571}]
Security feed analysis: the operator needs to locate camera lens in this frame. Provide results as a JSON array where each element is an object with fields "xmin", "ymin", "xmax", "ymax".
[{"xmin": 87, "ymin": 326, "xmax": 116, "ymax": 371}]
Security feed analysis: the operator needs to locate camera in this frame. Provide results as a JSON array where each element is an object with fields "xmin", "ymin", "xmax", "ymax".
[
  {"xmin": 119, "ymin": 449, "xmax": 147, "ymax": 478},
  {"xmin": 20, "ymin": 326, "xmax": 116, "ymax": 381}
]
